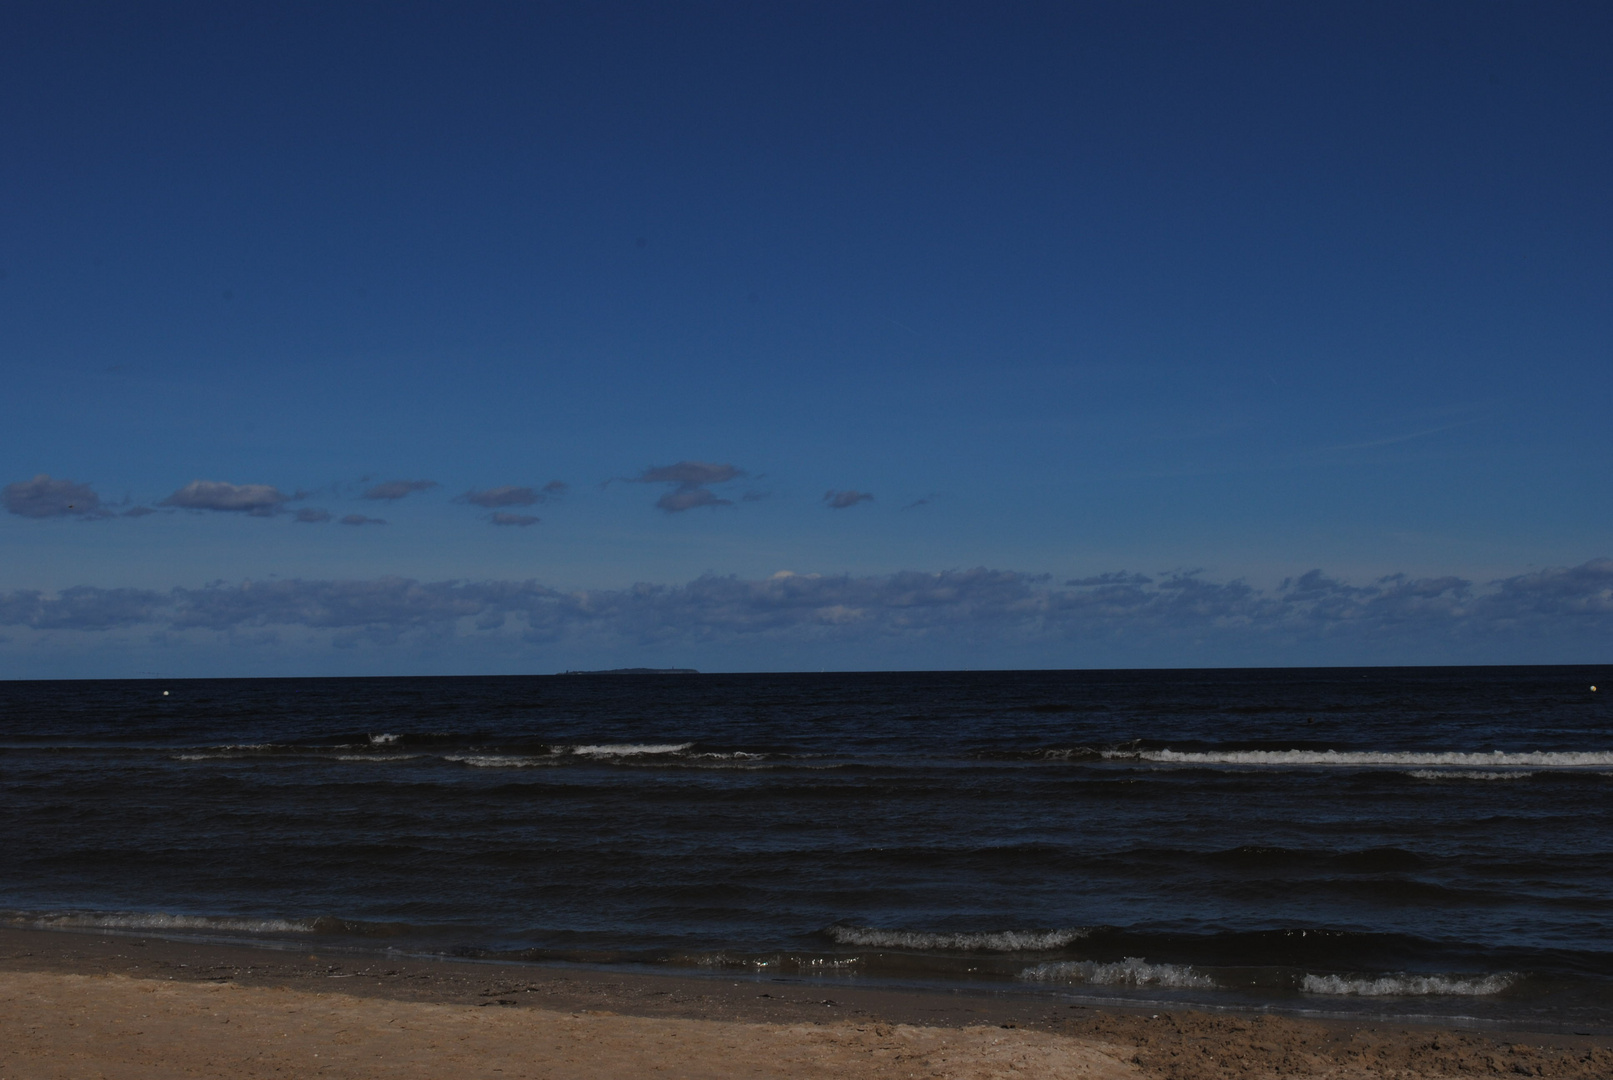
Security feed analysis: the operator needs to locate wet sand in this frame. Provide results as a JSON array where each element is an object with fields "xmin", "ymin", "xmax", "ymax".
[{"xmin": 3, "ymin": 927, "xmax": 1611, "ymax": 1078}]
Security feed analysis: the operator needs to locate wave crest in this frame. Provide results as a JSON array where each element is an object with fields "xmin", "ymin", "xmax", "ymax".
[
  {"xmin": 444, "ymin": 754, "xmax": 545, "ymax": 768},
  {"xmin": 1112, "ymin": 749, "xmax": 1613, "ymax": 769},
  {"xmin": 825, "ymin": 925, "xmax": 1088, "ymax": 952},
  {"xmin": 13, "ymin": 911, "xmax": 314, "ymax": 934},
  {"xmin": 1301, "ymin": 972, "xmax": 1515, "ymax": 997},
  {"xmin": 1020, "ymin": 958, "xmax": 1216, "ymax": 988},
  {"xmin": 567, "ymin": 742, "xmax": 695, "ymax": 757},
  {"xmin": 1405, "ymin": 769, "xmax": 1532, "ymax": 781}
]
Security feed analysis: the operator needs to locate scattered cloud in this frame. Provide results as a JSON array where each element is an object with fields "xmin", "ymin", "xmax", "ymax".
[
  {"xmin": 824, "ymin": 490, "xmax": 873, "ymax": 509},
  {"xmin": 632, "ymin": 461, "xmax": 745, "ymax": 513},
  {"xmin": 540, "ymin": 480, "xmax": 568, "ymax": 497},
  {"xmin": 636, "ymin": 462, "xmax": 742, "ymax": 487},
  {"xmin": 461, "ymin": 485, "xmax": 541, "ymax": 508},
  {"xmin": 1067, "ymin": 572, "xmax": 1153, "ymax": 586},
  {"xmin": 4, "ymin": 560, "xmax": 1608, "ymax": 665},
  {"xmin": 657, "ymin": 488, "xmax": 728, "ymax": 512},
  {"xmin": 340, "ymin": 514, "xmax": 386, "ymax": 526},
  {"xmin": 363, "ymin": 479, "xmax": 438, "ymax": 501},
  {"xmin": 0, "ymin": 586, "xmax": 166, "ymax": 631},
  {"xmin": 160, "ymin": 480, "xmax": 291, "ymax": 516},
  {"xmin": 294, "ymin": 509, "xmax": 332, "ymax": 524},
  {"xmin": 490, "ymin": 513, "xmax": 539, "ymax": 527},
  {"xmin": 122, "ymin": 506, "xmax": 156, "ymax": 518},
  {"xmin": 3, "ymin": 474, "xmax": 109, "ymax": 519}
]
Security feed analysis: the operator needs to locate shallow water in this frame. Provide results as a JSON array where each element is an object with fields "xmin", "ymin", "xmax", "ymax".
[{"xmin": 2, "ymin": 667, "xmax": 1610, "ymax": 1029}]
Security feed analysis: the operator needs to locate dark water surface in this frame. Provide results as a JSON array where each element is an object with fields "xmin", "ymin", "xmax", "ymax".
[{"xmin": 3, "ymin": 667, "xmax": 1610, "ymax": 1029}]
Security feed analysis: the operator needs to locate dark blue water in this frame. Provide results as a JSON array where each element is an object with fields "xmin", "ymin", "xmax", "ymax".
[{"xmin": 2, "ymin": 667, "xmax": 1610, "ymax": 1029}]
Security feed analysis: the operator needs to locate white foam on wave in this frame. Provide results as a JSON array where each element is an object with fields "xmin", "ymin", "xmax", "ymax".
[
  {"xmin": 1112, "ymin": 749, "xmax": 1613, "ymax": 769},
  {"xmin": 444, "ymin": 754, "xmax": 546, "ymax": 768},
  {"xmin": 826, "ymin": 926, "xmax": 1088, "ymax": 951},
  {"xmin": 695, "ymin": 953, "xmax": 861, "ymax": 970},
  {"xmin": 19, "ymin": 911, "xmax": 313, "ymax": 934},
  {"xmin": 1405, "ymin": 769, "xmax": 1533, "ymax": 781},
  {"xmin": 1301, "ymin": 972, "xmax": 1515, "ymax": 997},
  {"xmin": 333, "ymin": 754, "xmax": 423, "ymax": 763},
  {"xmin": 567, "ymin": 742, "xmax": 695, "ymax": 757},
  {"xmin": 173, "ymin": 743, "xmax": 278, "ymax": 760},
  {"xmin": 368, "ymin": 733, "xmax": 403, "ymax": 745},
  {"xmin": 1020, "ymin": 958, "xmax": 1217, "ymax": 989}
]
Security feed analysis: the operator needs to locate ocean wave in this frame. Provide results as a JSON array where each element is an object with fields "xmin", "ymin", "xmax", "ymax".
[
  {"xmin": 445, "ymin": 747, "xmax": 700, "ymax": 767},
  {"xmin": 1110, "ymin": 749, "xmax": 1613, "ymax": 769},
  {"xmin": 1405, "ymin": 769, "xmax": 1533, "ymax": 781},
  {"xmin": 176, "ymin": 744, "xmax": 415, "ymax": 762},
  {"xmin": 566, "ymin": 742, "xmax": 695, "ymax": 757},
  {"xmin": 975, "ymin": 746, "xmax": 1103, "ymax": 762},
  {"xmin": 444, "ymin": 754, "xmax": 547, "ymax": 768},
  {"xmin": 1300, "ymin": 972, "xmax": 1515, "ymax": 997},
  {"xmin": 825, "ymin": 925, "xmax": 1088, "ymax": 951},
  {"xmin": 15, "ymin": 911, "xmax": 314, "ymax": 934},
  {"xmin": 1020, "ymin": 958, "xmax": 1216, "ymax": 989},
  {"xmin": 172, "ymin": 743, "xmax": 280, "ymax": 760},
  {"xmin": 332, "ymin": 753, "xmax": 423, "ymax": 763},
  {"xmin": 693, "ymin": 952, "xmax": 861, "ymax": 970}
]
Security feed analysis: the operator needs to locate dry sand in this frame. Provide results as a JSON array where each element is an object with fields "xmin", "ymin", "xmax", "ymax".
[
  {"xmin": 0, "ymin": 969, "xmax": 1133, "ymax": 1080},
  {"xmin": 2, "ymin": 929, "xmax": 1610, "ymax": 1079}
]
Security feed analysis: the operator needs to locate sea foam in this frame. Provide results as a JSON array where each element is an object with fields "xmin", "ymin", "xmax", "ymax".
[
  {"xmin": 1019, "ymin": 958, "xmax": 1217, "ymax": 989},
  {"xmin": 1405, "ymin": 769, "xmax": 1533, "ymax": 781},
  {"xmin": 826, "ymin": 926, "xmax": 1088, "ymax": 951},
  {"xmin": 1112, "ymin": 749, "xmax": 1613, "ymax": 769},
  {"xmin": 1301, "ymin": 972, "xmax": 1515, "ymax": 996},
  {"xmin": 444, "ymin": 754, "xmax": 545, "ymax": 768},
  {"xmin": 17, "ymin": 911, "xmax": 313, "ymax": 934},
  {"xmin": 567, "ymin": 742, "xmax": 695, "ymax": 757}
]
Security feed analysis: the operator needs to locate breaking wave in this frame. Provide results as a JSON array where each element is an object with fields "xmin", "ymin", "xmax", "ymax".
[
  {"xmin": 1111, "ymin": 749, "xmax": 1613, "ymax": 769},
  {"xmin": 1020, "ymin": 958, "xmax": 1217, "ymax": 989},
  {"xmin": 332, "ymin": 753, "xmax": 423, "ymax": 763},
  {"xmin": 12, "ymin": 911, "xmax": 314, "ymax": 934},
  {"xmin": 1301, "ymin": 972, "xmax": 1516, "ymax": 997},
  {"xmin": 443, "ymin": 754, "xmax": 546, "ymax": 768},
  {"xmin": 825, "ymin": 925, "xmax": 1088, "ymax": 952},
  {"xmin": 567, "ymin": 742, "xmax": 695, "ymax": 757},
  {"xmin": 1405, "ymin": 769, "xmax": 1533, "ymax": 781}
]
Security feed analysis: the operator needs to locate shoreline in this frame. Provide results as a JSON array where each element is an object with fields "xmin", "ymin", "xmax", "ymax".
[
  {"xmin": 5, "ymin": 926, "xmax": 1612, "ymax": 1079},
  {"xmin": 1, "ymin": 923, "xmax": 1601, "ymax": 1035}
]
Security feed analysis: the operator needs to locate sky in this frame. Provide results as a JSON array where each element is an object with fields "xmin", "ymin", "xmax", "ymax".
[{"xmin": 2, "ymin": 1, "xmax": 1610, "ymax": 676}]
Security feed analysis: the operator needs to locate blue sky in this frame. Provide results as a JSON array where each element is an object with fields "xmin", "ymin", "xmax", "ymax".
[{"xmin": 2, "ymin": 2, "xmax": 1609, "ymax": 676}]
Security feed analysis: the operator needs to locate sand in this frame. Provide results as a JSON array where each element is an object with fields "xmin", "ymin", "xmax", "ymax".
[{"xmin": 3, "ymin": 928, "xmax": 1611, "ymax": 1079}]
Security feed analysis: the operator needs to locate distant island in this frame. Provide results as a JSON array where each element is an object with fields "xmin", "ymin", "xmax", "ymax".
[{"xmin": 557, "ymin": 668, "xmax": 700, "ymax": 675}]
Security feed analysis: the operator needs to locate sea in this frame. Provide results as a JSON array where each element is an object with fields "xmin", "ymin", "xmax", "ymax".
[{"xmin": 3, "ymin": 666, "xmax": 1610, "ymax": 1032}]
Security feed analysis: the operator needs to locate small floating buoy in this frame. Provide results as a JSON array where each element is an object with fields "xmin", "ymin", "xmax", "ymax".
[{"xmin": 162, "ymin": 690, "xmax": 169, "ymax": 696}]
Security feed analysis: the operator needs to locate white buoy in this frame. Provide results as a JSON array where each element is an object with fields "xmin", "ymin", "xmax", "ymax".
[{"xmin": 162, "ymin": 690, "xmax": 170, "ymax": 696}]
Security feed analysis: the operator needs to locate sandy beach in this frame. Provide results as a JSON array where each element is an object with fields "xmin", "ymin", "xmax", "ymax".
[{"xmin": 3, "ymin": 929, "xmax": 1610, "ymax": 1079}]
